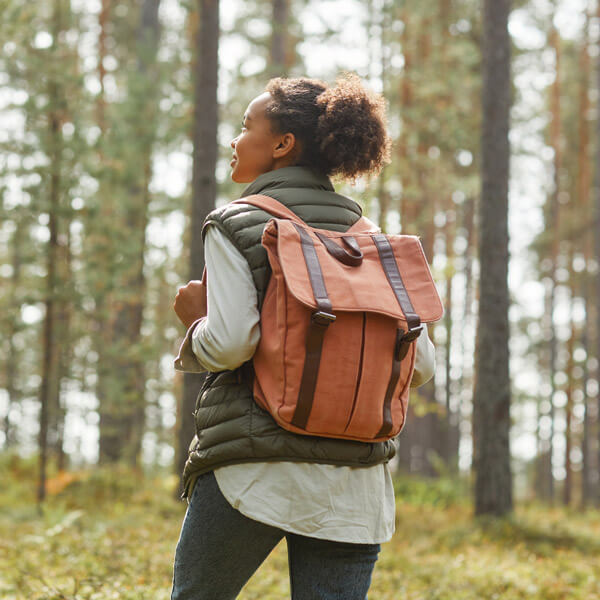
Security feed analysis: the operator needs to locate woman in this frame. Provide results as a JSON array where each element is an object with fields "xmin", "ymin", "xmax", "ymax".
[{"xmin": 172, "ymin": 73, "xmax": 435, "ymax": 600}]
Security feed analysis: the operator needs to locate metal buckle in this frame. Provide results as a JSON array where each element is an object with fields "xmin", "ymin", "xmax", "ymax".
[
  {"xmin": 395, "ymin": 325, "xmax": 423, "ymax": 361},
  {"xmin": 312, "ymin": 311, "xmax": 336, "ymax": 326},
  {"xmin": 401, "ymin": 325, "xmax": 423, "ymax": 343}
]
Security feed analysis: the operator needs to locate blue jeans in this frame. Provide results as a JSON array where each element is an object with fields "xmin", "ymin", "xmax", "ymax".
[{"xmin": 171, "ymin": 471, "xmax": 380, "ymax": 600}]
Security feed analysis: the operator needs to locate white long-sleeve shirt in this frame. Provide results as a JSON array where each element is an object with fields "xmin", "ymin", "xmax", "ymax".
[{"xmin": 174, "ymin": 225, "xmax": 436, "ymax": 543}]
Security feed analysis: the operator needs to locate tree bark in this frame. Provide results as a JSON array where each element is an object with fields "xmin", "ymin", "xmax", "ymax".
[
  {"xmin": 92, "ymin": 0, "xmax": 112, "ymax": 465},
  {"xmin": 4, "ymin": 217, "xmax": 24, "ymax": 449},
  {"xmin": 595, "ymin": 0, "xmax": 600, "ymax": 508},
  {"xmin": 444, "ymin": 208, "xmax": 459, "ymax": 470},
  {"xmin": 398, "ymin": 8, "xmax": 414, "ymax": 232},
  {"xmin": 563, "ymin": 277, "xmax": 575, "ymax": 506},
  {"xmin": 377, "ymin": 2, "xmax": 390, "ymax": 233},
  {"xmin": 472, "ymin": 0, "xmax": 513, "ymax": 516},
  {"xmin": 97, "ymin": 0, "xmax": 110, "ymax": 130},
  {"xmin": 542, "ymin": 24, "xmax": 562, "ymax": 503},
  {"xmin": 458, "ymin": 195, "xmax": 476, "ymax": 473},
  {"xmin": 270, "ymin": 0, "xmax": 291, "ymax": 76},
  {"xmin": 39, "ymin": 0, "xmax": 65, "ymax": 503},
  {"xmin": 98, "ymin": 0, "xmax": 161, "ymax": 465},
  {"xmin": 176, "ymin": 0, "xmax": 220, "ymax": 491},
  {"xmin": 576, "ymin": 14, "xmax": 592, "ymax": 507},
  {"xmin": 51, "ymin": 218, "xmax": 73, "ymax": 471}
]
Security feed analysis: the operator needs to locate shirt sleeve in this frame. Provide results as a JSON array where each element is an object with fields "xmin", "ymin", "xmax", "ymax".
[
  {"xmin": 410, "ymin": 323, "xmax": 436, "ymax": 387},
  {"xmin": 173, "ymin": 226, "xmax": 260, "ymax": 373}
]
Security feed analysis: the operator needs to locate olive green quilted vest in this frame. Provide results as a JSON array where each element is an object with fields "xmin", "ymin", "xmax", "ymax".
[{"xmin": 181, "ymin": 166, "xmax": 396, "ymax": 498}]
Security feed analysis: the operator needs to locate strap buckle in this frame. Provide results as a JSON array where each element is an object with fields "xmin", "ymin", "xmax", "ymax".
[
  {"xmin": 401, "ymin": 325, "xmax": 423, "ymax": 344},
  {"xmin": 394, "ymin": 325, "xmax": 423, "ymax": 361},
  {"xmin": 312, "ymin": 311, "xmax": 336, "ymax": 326}
]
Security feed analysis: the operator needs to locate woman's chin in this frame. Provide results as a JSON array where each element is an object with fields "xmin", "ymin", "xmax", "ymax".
[{"xmin": 231, "ymin": 169, "xmax": 255, "ymax": 184}]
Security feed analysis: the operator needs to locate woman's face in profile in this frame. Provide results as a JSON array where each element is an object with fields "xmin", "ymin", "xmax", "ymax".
[{"xmin": 229, "ymin": 92, "xmax": 280, "ymax": 184}]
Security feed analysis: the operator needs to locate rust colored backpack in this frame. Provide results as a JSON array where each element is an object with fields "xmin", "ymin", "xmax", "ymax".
[{"xmin": 234, "ymin": 195, "xmax": 444, "ymax": 443}]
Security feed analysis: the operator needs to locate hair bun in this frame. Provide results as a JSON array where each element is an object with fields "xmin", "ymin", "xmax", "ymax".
[
  {"xmin": 265, "ymin": 73, "xmax": 391, "ymax": 180},
  {"xmin": 315, "ymin": 73, "xmax": 391, "ymax": 180}
]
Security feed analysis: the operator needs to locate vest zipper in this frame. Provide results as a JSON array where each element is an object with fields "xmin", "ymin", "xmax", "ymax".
[
  {"xmin": 344, "ymin": 312, "xmax": 366, "ymax": 431},
  {"xmin": 200, "ymin": 371, "xmax": 218, "ymax": 394},
  {"xmin": 195, "ymin": 372, "xmax": 218, "ymax": 414}
]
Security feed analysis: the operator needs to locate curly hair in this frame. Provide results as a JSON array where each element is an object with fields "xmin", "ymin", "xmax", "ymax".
[{"xmin": 264, "ymin": 73, "xmax": 391, "ymax": 181}]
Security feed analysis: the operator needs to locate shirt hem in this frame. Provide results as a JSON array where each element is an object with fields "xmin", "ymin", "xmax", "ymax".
[{"xmin": 213, "ymin": 467, "xmax": 395, "ymax": 545}]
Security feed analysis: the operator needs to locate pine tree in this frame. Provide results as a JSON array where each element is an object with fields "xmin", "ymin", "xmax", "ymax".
[
  {"xmin": 176, "ymin": 0, "xmax": 221, "ymax": 486},
  {"xmin": 387, "ymin": 0, "xmax": 481, "ymax": 477},
  {"xmin": 91, "ymin": 0, "xmax": 163, "ymax": 465},
  {"xmin": 473, "ymin": 0, "xmax": 513, "ymax": 516},
  {"xmin": 595, "ymin": 0, "xmax": 600, "ymax": 509}
]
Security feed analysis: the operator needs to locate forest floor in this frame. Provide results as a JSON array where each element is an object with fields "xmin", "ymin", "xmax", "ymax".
[{"xmin": 1, "ymin": 457, "xmax": 600, "ymax": 600}]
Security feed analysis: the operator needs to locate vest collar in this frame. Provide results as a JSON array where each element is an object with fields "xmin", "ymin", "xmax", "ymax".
[{"xmin": 241, "ymin": 166, "xmax": 335, "ymax": 197}]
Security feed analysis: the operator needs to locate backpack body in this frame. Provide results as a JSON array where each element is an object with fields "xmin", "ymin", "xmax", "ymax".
[{"xmin": 236, "ymin": 195, "xmax": 444, "ymax": 443}]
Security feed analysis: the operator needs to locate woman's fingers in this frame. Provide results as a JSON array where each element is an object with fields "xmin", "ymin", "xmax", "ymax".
[{"xmin": 173, "ymin": 281, "xmax": 208, "ymax": 327}]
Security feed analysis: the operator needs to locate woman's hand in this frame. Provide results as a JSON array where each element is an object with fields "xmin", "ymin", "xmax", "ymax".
[{"xmin": 173, "ymin": 280, "xmax": 208, "ymax": 329}]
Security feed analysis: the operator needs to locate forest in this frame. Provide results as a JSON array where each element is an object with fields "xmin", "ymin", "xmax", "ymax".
[{"xmin": 1, "ymin": 0, "xmax": 600, "ymax": 598}]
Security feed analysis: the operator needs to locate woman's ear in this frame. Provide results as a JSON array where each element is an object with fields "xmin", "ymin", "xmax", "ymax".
[{"xmin": 273, "ymin": 132, "xmax": 296, "ymax": 159}]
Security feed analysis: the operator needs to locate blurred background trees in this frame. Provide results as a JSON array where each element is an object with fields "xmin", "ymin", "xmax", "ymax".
[{"xmin": 0, "ymin": 0, "xmax": 598, "ymax": 510}]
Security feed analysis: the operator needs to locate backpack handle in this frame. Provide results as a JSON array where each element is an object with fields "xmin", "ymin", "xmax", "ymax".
[{"xmin": 314, "ymin": 232, "xmax": 363, "ymax": 267}]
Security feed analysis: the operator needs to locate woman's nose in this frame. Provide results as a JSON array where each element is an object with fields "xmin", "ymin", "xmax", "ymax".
[{"xmin": 230, "ymin": 137, "xmax": 238, "ymax": 148}]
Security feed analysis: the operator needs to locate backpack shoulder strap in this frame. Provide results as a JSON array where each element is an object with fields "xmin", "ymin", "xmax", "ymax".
[
  {"xmin": 233, "ymin": 194, "xmax": 380, "ymax": 234},
  {"xmin": 232, "ymin": 194, "xmax": 307, "ymax": 226},
  {"xmin": 347, "ymin": 216, "xmax": 380, "ymax": 234}
]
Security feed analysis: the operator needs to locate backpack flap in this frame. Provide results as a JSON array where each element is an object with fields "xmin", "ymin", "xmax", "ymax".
[{"xmin": 262, "ymin": 219, "xmax": 444, "ymax": 324}]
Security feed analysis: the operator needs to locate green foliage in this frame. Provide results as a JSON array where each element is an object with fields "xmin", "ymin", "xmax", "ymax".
[
  {"xmin": 0, "ymin": 451, "xmax": 39, "ymax": 513},
  {"xmin": 393, "ymin": 472, "xmax": 471, "ymax": 508},
  {"xmin": 0, "ymin": 462, "xmax": 181, "ymax": 600}
]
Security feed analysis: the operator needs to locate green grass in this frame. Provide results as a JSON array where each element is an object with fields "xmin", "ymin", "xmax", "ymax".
[{"xmin": 1, "ymin": 458, "xmax": 599, "ymax": 599}]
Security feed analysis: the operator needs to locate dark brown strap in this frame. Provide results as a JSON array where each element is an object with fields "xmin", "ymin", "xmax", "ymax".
[
  {"xmin": 314, "ymin": 232, "xmax": 363, "ymax": 267},
  {"xmin": 376, "ymin": 326, "xmax": 421, "ymax": 437},
  {"xmin": 372, "ymin": 233, "xmax": 422, "ymax": 437},
  {"xmin": 372, "ymin": 234, "xmax": 421, "ymax": 331},
  {"xmin": 293, "ymin": 223, "xmax": 332, "ymax": 313},
  {"xmin": 291, "ymin": 311, "xmax": 335, "ymax": 428},
  {"xmin": 291, "ymin": 222, "xmax": 336, "ymax": 429},
  {"xmin": 377, "ymin": 329, "xmax": 403, "ymax": 437},
  {"xmin": 342, "ymin": 236, "xmax": 361, "ymax": 255}
]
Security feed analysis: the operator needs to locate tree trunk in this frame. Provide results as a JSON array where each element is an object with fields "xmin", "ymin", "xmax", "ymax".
[
  {"xmin": 97, "ymin": 0, "xmax": 110, "ymax": 129},
  {"xmin": 444, "ymin": 208, "xmax": 458, "ymax": 471},
  {"xmin": 92, "ymin": 0, "xmax": 112, "ymax": 464},
  {"xmin": 98, "ymin": 0, "xmax": 161, "ymax": 465},
  {"xmin": 458, "ymin": 195, "xmax": 476, "ymax": 474},
  {"xmin": 270, "ymin": 0, "xmax": 291, "ymax": 76},
  {"xmin": 594, "ymin": 0, "xmax": 600, "ymax": 508},
  {"xmin": 176, "ymin": 0, "xmax": 220, "ymax": 492},
  {"xmin": 377, "ymin": 3, "xmax": 390, "ymax": 233},
  {"xmin": 398, "ymin": 8, "xmax": 414, "ymax": 232},
  {"xmin": 54, "ymin": 220, "xmax": 74, "ymax": 471},
  {"xmin": 576, "ymin": 15, "xmax": 592, "ymax": 508},
  {"xmin": 415, "ymin": 17, "xmax": 441, "ymax": 477},
  {"xmin": 473, "ymin": 0, "xmax": 513, "ymax": 516},
  {"xmin": 4, "ymin": 217, "xmax": 24, "ymax": 449},
  {"xmin": 39, "ymin": 0, "xmax": 65, "ymax": 503},
  {"xmin": 563, "ymin": 279, "xmax": 575, "ymax": 507},
  {"xmin": 539, "ymin": 25, "xmax": 562, "ymax": 504}
]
